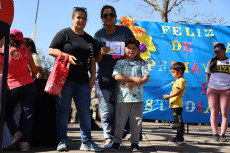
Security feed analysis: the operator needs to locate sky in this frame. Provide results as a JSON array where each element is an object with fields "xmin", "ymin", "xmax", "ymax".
[{"xmin": 10, "ymin": 0, "xmax": 230, "ymax": 59}]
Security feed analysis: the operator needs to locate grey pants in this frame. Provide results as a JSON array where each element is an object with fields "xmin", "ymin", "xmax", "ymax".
[{"xmin": 113, "ymin": 102, "xmax": 143, "ymax": 144}]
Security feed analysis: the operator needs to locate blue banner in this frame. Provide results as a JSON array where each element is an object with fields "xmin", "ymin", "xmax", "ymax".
[{"xmin": 132, "ymin": 21, "xmax": 230, "ymax": 123}]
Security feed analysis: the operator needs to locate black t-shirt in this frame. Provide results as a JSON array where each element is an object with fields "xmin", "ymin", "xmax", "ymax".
[{"xmin": 49, "ymin": 28, "xmax": 98, "ymax": 82}]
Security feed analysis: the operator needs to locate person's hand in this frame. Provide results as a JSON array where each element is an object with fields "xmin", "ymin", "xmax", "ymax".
[
  {"xmin": 126, "ymin": 82, "xmax": 136, "ymax": 89},
  {"xmin": 163, "ymin": 94, "xmax": 170, "ymax": 100},
  {"xmin": 101, "ymin": 47, "xmax": 110, "ymax": 55},
  {"xmin": 131, "ymin": 77, "xmax": 142, "ymax": 84},
  {"xmin": 89, "ymin": 77, "xmax": 95, "ymax": 91},
  {"xmin": 68, "ymin": 55, "xmax": 77, "ymax": 65}
]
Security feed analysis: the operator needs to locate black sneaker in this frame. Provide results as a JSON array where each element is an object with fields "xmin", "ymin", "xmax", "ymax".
[
  {"xmin": 211, "ymin": 134, "xmax": 220, "ymax": 142},
  {"xmin": 168, "ymin": 137, "xmax": 184, "ymax": 143},
  {"xmin": 131, "ymin": 143, "xmax": 140, "ymax": 152},
  {"xmin": 219, "ymin": 135, "xmax": 228, "ymax": 142},
  {"xmin": 110, "ymin": 143, "xmax": 120, "ymax": 151}
]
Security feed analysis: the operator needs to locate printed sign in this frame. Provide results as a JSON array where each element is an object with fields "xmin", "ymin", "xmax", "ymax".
[
  {"xmin": 130, "ymin": 21, "xmax": 230, "ymax": 124},
  {"xmin": 106, "ymin": 41, "xmax": 125, "ymax": 56}
]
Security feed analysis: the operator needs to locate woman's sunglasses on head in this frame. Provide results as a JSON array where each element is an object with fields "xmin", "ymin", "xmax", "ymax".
[
  {"xmin": 73, "ymin": 7, "xmax": 87, "ymax": 12},
  {"xmin": 102, "ymin": 13, "xmax": 115, "ymax": 18}
]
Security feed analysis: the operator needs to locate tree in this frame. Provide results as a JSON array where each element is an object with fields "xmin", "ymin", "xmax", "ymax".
[{"xmin": 107, "ymin": 0, "xmax": 228, "ymax": 25}]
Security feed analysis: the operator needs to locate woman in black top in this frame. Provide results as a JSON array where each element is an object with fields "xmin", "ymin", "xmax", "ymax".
[{"xmin": 49, "ymin": 7, "xmax": 103, "ymax": 152}]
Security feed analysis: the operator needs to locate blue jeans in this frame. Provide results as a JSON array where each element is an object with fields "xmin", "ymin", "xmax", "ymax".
[
  {"xmin": 5, "ymin": 83, "xmax": 36, "ymax": 142},
  {"xmin": 56, "ymin": 80, "xmax": 92, "ymax": 143},
  {"xmin": 96, "ymin": 75, "xmax": 117, "ymax": 140}
]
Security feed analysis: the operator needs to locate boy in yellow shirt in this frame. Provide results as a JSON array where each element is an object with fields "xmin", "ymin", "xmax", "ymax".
[{"xmin": 163, "ymin": 62, "xmax": 186, "ymax": 143}]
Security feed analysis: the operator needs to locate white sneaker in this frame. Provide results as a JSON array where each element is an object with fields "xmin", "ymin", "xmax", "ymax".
[
  {"xmin": 104, "ymin": 142, "xmax": 112, "ymax": 148},
  {"xmin": 120, "ymin": 143, "xmax": 125, "ymax": 148},
  {"xmin": 104, "ymin": 139, "xmax": 112, "ymax": 149},
  {"xmin": 57, "ymin": 140, "xmax": 67, "ymax": 151},
  {"xmin": 80, "ymin": 141, "xmax": 104, "ymax": 152}
]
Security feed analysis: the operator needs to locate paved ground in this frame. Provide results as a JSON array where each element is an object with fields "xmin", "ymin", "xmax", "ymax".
[
  {"xmin": 144, "ymin": 122, "xmax": 230, "ymax": 153},
  {"xmin": 2, "ymin": 121, "xmax": 230, "ymax": 153}
]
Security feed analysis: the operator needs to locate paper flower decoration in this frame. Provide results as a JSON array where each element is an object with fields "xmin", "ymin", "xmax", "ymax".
[
  {"xmin": 139, "ymin": 43, "xmax": 147, "ymax": 53},
  {"xmin": 117, "ymin": 16, "xmax": 156, "ymax": 61}
]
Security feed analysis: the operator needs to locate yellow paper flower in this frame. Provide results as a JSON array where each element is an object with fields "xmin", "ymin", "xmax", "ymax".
[{"xmin": 136, "ymin": 35, "xmax": 156, "ymax": 60}]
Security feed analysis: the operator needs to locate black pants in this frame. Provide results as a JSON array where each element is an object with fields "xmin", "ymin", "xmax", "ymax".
[{"xmin": 172, "ymin": 108, "xmax": 184, "ymax": 138}]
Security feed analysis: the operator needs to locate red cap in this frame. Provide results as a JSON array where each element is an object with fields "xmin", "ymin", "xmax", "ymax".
[{"xmin": 10, "ymin": 29, "xmax": 24, "ymax": 41}]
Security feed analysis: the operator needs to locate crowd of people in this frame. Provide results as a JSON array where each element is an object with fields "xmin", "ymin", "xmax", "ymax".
[{"xmin": 0, "ymin": 4, "xmax": 229, "ymax": 152}]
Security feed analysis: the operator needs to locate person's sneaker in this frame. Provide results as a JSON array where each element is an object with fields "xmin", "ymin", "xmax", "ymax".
[
  {"xmin": 104, "ymin": 142, "xmax": 112, "ymax": 149},
  {"xmin": 131, "ymin": 143, "xmax": 140, "ymax": 151},
  {"xmin": 211, "ymin": 134, "xmax": 220, "ymax": 142},
  {"xmin": 168, "ymin": 137, "xmax": 184, "ymax": 143},
  {"xmin": 7, "ymin": 130, "xmax": 23, "ymax": 150},
  {"xmin": 57, "ymin": 140, "xmax": 67, "ymax": 151},
  {"xmin": 120, "ymin": 143, "xmax": 125, "ymax": 148},
  {"xmin": 80, "ymin": 141, "xmax": 104, "ymax": 152},
  {"xmin": 219, "ymin": 135, "xmax": 228, "ymax": 142},
  {"xmin": 20, "ymin": 142, "xmax": 30, "ymax": 152},
  {"xmin": 104, "ymin": 139, "xmax": 112, "ymax": 149},
  {"xmin": 110, "ymin": 143, "xmax": 120, "ymax": 151}
]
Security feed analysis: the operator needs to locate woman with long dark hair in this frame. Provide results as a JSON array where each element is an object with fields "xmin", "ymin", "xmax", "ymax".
[{"xmin": 24, "ymin": 38, "xmax": 46, "ymax": 78}]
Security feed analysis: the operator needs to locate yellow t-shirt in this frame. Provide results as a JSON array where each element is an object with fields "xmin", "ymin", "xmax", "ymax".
[{"xmin": 169, "ymin": 78, "xmax": 186, "ymax": 108}]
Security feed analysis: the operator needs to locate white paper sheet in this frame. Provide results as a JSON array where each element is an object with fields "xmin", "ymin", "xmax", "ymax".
[{"xmin": 106, "ymin": 41, "xmax": 125, "ymax": 56}]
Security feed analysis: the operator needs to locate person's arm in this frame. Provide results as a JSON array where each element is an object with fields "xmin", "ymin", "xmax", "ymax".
[
  {"xmin": 28, "ymin": 54, "xmax": 38, "ymax": 79},
  {"xmin": 31, "ymin": 54, "xmax": 46, "ymax": 78},
  {"xmin": 205, "ymin": 60, "xmax": 211, "ymax": 84},
  {"xmin": 0, "ymin": 48, "xmax": 3, "ymax": 73},
  {"xmin": 206, "ymin": 73, "xmax": 211, "ymax": 84},
  {"xmin": 89, "ymin": 57, "xmax": 96, "ymax": 91},
  {"xmin": 135, "ymin": 76, "xmax": 149, "ymax": 86},
  {"xmin": 126, "ymin": 76, "xmax": 149, "ymax": 89},
  {"xmin": 0, "ymin": 62, "xmax": 3, "ymax": 74},
  {"xmin": 37, "ymin": 66, "xmax": 46, "ymax": 78},
  {"xmin": 95, "ymin": 46, "xmax": 110, "ymax": 62},
  {"xmin": 114, "ymin": 75, "xmax": 141, "ymax": 83},
  {"xmin": 163, "ymin": 88, "xmax": 182, "ymax": 100},
  {"xmin": 48, "ymin": 48, "xmax": 77, "ymax": 65}
]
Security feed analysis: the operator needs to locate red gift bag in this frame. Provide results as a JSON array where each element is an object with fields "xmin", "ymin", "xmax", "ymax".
[{"xmin": 44, "ymin": 53, "xmax": 70, "ymax": 95}]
